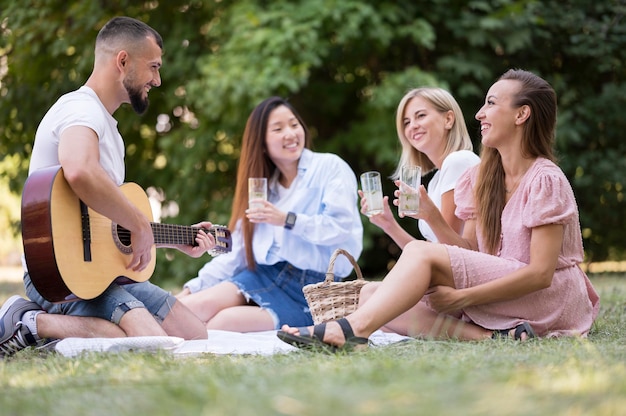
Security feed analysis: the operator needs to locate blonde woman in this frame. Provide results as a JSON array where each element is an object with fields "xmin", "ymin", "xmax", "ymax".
[{"xmin": 358, "ymin": 87, "xmax": 480, "ymax": 339}]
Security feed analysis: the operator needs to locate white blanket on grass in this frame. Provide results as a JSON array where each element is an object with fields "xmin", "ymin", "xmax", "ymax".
[{"xmin": 53, "ymin": 330, "xmax": 412, "ymax": 358}]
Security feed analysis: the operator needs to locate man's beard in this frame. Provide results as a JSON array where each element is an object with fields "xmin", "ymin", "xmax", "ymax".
[{"xmin": 124, "ymin": 78, "xmax": 149, "ymax": 115}]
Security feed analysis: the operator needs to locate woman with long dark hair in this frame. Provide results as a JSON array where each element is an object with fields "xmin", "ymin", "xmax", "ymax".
[{"xmin": 178, "ymin": 97, "xmax": 363, "ymax": 332}]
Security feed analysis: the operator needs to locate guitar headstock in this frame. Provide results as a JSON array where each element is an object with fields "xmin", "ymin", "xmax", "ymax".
[{"xmin": 206, "ymin": 224, "xmax": 232, "ymax": 256}]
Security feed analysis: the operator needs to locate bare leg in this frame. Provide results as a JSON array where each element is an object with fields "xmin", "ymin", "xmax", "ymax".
[
  {"xmin": 37, "ymin": 308, "xmax": 171, "ymax": 339},
  {"xmin": 176, "ymin": 287, "xmax": 191, "ymax": 298},
  {"xmin": 36, "ymin": 303, "xmax": 206, "ymax": 340},
  {"xmin": 347, "ymin": 241, "xmax": 453, "ymax": 337},
  {"xmin": 358, "ymin": 282, "xmax": 395, "ymax": 333},
  {"xmin": 177, "ymin": 281, "xmax": 247, "ymax": 324},
  {"xmin": 37, "ymin": 302, "xmax": 207, "ymax": 339},
  {"xmin": 281, "ymin": 240, "xmax": 456, "ymax": 346},
  {"xmin": 36, "ymin": 313, "xmax": 127, "ymax": 339},
  {"xmin": 359, "ymin": 282, "xmax": 491, "ymax": 340},
  {"xmin": 117, "ymin": 308, "xmax": 168, "ymax": 337},
  {"xmin": 161, "ymin": 301, "xmax": 208, "ymax": 340},
  {"xmin": 381, "ymin": 302, "xmax": 490, "ymax": 340},
  {"xmin": 179, "ymin": 283, "xmax": 278, "ymax": 332},
  {"xmin": 206, "ymin": 306, "xmax": 275, "ymax": 332}
]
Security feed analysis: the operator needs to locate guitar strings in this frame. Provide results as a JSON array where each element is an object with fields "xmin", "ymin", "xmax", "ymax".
[{"xmin": 70, "ymin": 217, "xmax": 229, "ymax": 250}]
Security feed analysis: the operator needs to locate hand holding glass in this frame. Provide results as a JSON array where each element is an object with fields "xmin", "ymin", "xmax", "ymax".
[
  {"xmin": 248, "ymin": 178, "xmax": 267, "ymax": 209},
  {"xmin": 360, "ymin": 171, "xmax": 384, "ymax": 217},
  {"xmin": 398, "ymin": 165, "xmax": 421, "ymax": 216}
]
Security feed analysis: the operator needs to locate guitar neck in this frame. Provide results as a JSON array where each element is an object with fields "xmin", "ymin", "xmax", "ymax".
[{"xmin": 150, "ymin": 223, "xmax": 210, "ymax": 246}]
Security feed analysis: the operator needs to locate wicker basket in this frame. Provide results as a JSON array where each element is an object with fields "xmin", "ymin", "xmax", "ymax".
[{"xmin": 303, "ymin": 248, "xmax": 369, "ymax": 325}]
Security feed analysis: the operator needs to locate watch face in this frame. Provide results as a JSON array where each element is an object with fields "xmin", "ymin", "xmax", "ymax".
[{"xmin": 285, "ymin": 212, "xmax": 296, "ymax": 229}]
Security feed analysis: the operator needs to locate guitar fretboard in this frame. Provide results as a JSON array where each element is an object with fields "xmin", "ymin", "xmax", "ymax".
[{"xmin": 150, "ymin": 223, "xmax": 214, "ymax": 246}]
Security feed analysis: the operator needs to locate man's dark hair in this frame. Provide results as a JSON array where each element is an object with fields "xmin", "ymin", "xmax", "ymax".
[{"xmin": 96, "ymin": 16, "xmax": 163, "ymax": 50}]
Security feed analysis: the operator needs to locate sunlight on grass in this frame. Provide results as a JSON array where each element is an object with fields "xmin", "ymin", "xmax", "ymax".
[
  {"xmin": 530, "ymin": 360, "xmax": 624, "ymax": 394},
  {"xmin": 272, "ymin": 395, "xmax": 307, "ymax": 415}
]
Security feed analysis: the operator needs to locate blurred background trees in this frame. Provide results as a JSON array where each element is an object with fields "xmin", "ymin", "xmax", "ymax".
[{"xmin": 1, "ymin": 0, "xmax": 625, "ymax": 285}]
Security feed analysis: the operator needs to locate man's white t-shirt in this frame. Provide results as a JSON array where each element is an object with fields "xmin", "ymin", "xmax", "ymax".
[
  {"xmin": 419, "ymin": 150, "xmax": 480, "ymax": 242},
  {"xmin": 23, "ymin": 87, "xmax": 126, "ymax": 273},
  {"xmin": 29, "ymin": 86, "xmax": 125, "ymax": 185}
]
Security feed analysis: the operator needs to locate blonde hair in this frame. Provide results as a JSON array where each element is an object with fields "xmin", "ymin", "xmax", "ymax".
[{"xmin": 392, "ymin": 87, "xmax": 473, "ymax": 179}]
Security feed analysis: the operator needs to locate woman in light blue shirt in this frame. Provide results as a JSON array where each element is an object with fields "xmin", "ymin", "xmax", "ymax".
[{"xmin": 178, "ymin": 97, "xmax": 363, "ymax": 332}]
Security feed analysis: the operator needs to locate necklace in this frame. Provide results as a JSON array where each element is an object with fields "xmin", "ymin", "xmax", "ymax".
[
  {"xmin": 505, "ymin": 160, "xmax": 535, "ymax": 194},
  {"xmin": 505, "ymin": 173, "xmax": 525, "ymax": 194}
]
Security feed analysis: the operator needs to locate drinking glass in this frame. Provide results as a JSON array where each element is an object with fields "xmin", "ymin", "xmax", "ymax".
[
  {"xmin": 360, "ymin": 171, "xmax": 384, "ymax": 217},
  {"xmin": 248, "ymin": 178, "xmax": 267, "ymax": 209},
  {"xmin": 398, "ymin": 165, "xmax": 421, "ymax": 216}
]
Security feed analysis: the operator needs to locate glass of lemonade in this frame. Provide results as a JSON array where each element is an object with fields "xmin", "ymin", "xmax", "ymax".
[
  {"xmin": 398, "ymin": 165, "xmax": 421, "ymax": 216},
  {"xmin": 248, "ymin": 178, "xmax": 267, "ymax": 209},
  {"xmin": 360, "ymin": 171, "xmax": 384, "ymax": 217}
]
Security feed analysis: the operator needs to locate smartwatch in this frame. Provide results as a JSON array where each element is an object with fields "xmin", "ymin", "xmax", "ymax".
[{"xmin": 284, "ymin": 211, "xmax": 297, "ymax": 230}]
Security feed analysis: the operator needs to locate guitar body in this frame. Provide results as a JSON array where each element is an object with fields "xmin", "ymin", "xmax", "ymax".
[
  {"xmin": 22, "ymin": 166, "xmax": 231, "ymax": 303},
  {"xmin": 22, "ymin": 166, "xmax": 156, "ymax": 303}
]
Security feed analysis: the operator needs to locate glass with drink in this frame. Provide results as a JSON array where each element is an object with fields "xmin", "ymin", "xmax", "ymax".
[
  {"xmin": 360, "ymin": 171, "xmax": 384, "ymax": 217},
  {"xmin": 398, "ymin": 165, "xmax": 421, "ymax": 216},
  {"xmin": 248, "ymin": 177, "xmax": 267, "ymax": 209}
]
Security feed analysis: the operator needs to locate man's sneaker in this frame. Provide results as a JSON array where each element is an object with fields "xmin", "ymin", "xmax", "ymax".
[{"xmin": 0, "ymin": 295, "xmax": 42, "ymax": 358}]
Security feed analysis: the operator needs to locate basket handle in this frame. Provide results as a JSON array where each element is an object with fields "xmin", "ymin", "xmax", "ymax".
[{"xmin": 325, "ymin": 248, "xmax": 364, "ymax": 283}]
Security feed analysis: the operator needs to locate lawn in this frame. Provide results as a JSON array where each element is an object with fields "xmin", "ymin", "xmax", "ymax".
[{"xmin": 0, "ymin": 275, "xmax": 624, "ymax": 416}]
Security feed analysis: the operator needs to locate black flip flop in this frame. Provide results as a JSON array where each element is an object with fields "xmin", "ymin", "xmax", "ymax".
[
  {"xmin": 277, "ymin": 318, "xmax": 368, "ymax": 353},
  {"xmin": 492, "ymin": 321, "xmax": 536, "ymax": 340}
]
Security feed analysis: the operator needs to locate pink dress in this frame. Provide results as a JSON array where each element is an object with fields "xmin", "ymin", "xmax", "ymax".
[{"xmin": 447, "ymin": 157, "xmax": 599, "ymax": 337}]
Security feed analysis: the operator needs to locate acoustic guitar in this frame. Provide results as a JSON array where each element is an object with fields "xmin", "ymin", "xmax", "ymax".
[{"xmin": 21, "ymin": 165, "xmax": 232, "ymax": 303}]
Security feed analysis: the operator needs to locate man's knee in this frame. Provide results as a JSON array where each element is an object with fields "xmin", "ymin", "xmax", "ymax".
[{"xmin": 118, "ymin": 307, "xmax": 166, "ymax": 337}]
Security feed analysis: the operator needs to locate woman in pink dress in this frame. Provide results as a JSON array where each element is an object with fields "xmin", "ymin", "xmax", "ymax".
[{"xmin": 278, "ymin": 69, "xmax": 600, "ymax": 350}]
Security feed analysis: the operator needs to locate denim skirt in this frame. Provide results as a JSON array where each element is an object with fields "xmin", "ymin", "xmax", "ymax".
[{"xmin": 230, "ymin": 261, "xmax": 325, "ymax": 329}]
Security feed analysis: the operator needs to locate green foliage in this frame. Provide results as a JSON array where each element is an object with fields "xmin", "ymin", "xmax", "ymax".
[
  {"xmin": 2, "ymin": 0, "xmax": 626, "ymax": 284},
  {"xmin": 0, "ymin": 157, "xmax": 21, "ymax": 265}
]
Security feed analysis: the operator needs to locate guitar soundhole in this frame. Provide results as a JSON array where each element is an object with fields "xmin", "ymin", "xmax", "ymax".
[{"xmin": 112, "ymin": 223, "xmax": 133, "ymax": 255}]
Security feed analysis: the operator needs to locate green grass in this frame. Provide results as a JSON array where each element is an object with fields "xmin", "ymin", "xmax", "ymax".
[{"xmin": 1, "ymin": 275, "xmax": 625, "ymax": 416}]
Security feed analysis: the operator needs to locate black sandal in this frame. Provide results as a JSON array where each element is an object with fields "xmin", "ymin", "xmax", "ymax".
[
  {"xmin": 492, "ymin": 322, "xmax": 536, "ymax": 341},
  {"xmin": 277, "ymin": 318, "xmax": 369, "ymax": 353}
]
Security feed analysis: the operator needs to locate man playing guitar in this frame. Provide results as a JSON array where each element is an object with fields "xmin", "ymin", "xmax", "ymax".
[{"xmin": 0, "ymin": 17, "xmax": 221, "ymax": 358}]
